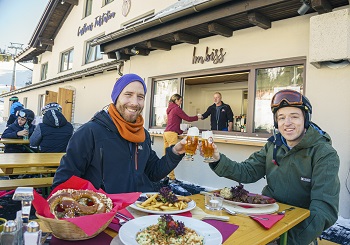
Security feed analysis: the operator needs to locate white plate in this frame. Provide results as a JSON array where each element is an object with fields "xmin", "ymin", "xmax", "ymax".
[
  {"xmin": 129, "ymin": 192, "xmax": 196, "ymax": 214},
  {"xmin": 118, "ymin": 215, "xmax": 222, "ymax": 245}
]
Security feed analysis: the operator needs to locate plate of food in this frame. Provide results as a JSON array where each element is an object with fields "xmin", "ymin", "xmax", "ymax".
[
  {"xmin": 118, "ymin": 214, "xmax": 222, "ymax": 245},
  {"xmin": 129, "ymin": 187, "xmax": 196, "ymax": 214},
  {"xmin": 216, "ymin": 184, "xmax": 276, "ymax": 208}
]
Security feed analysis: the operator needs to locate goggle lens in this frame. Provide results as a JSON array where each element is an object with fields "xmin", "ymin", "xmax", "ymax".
[
  {"xmin": 271, "ymin": 90, "xmax": 303, "ymax": 108},
  {"xmin": 18, "ymin": 111, "xmax": 26, "ymax": 118}
]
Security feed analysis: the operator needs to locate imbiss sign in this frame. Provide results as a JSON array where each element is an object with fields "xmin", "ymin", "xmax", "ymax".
[{"xmin": 192, "ymin": 47, "xmax": 226, "ymax": 64}]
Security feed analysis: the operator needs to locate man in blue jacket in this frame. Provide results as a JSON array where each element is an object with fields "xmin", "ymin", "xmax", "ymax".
[
  {"xmin": 30, "ymin": 103, "xmax": 73, "ymax": 152},
  {"xmin": 53, "ymin": 73, "xmax": 187, "ymax": 193},
  {"xmin": 201, "ymin": 89, "xmax": 340, "ymax": 245},
  {"xmin": 6, "ymin": 96, "xmax": 24, "ymax": 127}
]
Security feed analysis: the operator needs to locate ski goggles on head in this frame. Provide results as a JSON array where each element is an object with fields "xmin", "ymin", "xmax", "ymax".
[
  {"xmin": 271, "ymin": 90, "xmax": 303, "ymax": 109},
  {"xmin": 18, "ymin": 110, "xmax": 28, "ymax": 118}
]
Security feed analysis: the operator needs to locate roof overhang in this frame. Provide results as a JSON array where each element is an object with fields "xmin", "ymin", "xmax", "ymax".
[{"xmin": 95, "ymin": 0, "xmax": 349, "ymax": 60}]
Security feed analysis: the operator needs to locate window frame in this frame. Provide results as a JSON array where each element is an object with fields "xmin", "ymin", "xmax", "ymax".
[
  {"xmin": 60, "ymin": 48, "xmax": 74, "ymax": 72},
  {"xmin": 40, "ymin": 62, "xmax": 48, "ymax": 81},
  {"xmin": 84, "ymin": 0, "xmax": 93, "ymax": 18},
  {"xmin": 148, "ymin": 58, "xmax": 306, "ymax": 139},
  {"xmin": 103, "ymin": 0, "xmax": 113, "ymax": 6},
  {"xmin": 85, "ymin": 38, "xmax": 103, "ymax": 64}
]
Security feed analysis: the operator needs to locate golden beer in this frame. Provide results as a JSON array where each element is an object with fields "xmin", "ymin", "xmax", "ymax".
[
  {"xmin": 202, "ymin": 138, "xmax": 214, "ymax": 158},
  {"xmin": 185, "ymin": 136, "xmax": 199, "ymax": 155}
]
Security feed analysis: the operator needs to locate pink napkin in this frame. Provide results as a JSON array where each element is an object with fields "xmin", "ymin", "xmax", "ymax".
[
  {"xmin": 250, "ymin": 214, "xmax": 285, "ymax": 229},
  {"xmin": 202, "ymin": 220, "xmax": 239, "ymax": 242},
  {"xmin": 32, "ymin": 176, "xmax": 141, "ymax": 236},
  {"xmin": 49, "ymin": 231, "xmax": 113, "ymax": 244},
  {"xmin": 0, "ymin": 190, "xmax": 15, "ymax": 198}
]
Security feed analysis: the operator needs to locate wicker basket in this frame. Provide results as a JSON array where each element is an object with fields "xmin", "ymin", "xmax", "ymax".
[{"xmin": 36, "ymin": 213, "xmax": 113, "ymax": 240}]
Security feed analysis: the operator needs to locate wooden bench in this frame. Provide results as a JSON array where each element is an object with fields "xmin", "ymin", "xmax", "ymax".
[{"xmin": 0, "ymin": 177, "xmax": 54, "ymax": 191}]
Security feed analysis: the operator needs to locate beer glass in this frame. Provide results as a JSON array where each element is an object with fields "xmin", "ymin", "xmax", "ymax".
[
  {"xmin": 201, "ymin": 131, "xmax": 215, "ymax": 163},
  {"xmin": 183, "ymin": 127, "xmax": 199, "ymax": 161}
]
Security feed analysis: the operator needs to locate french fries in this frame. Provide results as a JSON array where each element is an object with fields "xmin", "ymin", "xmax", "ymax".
[{"xmin": 137, "ymin": 193, "xmax": 191, "ymax": 212}]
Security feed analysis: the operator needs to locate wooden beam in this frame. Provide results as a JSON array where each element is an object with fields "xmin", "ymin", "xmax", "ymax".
[
  {"xmin": 247, "ymin": 12, "xmax": 271, "ymax": 30},
  {"xmin": 123, "ymin": 47, "xmax": 150, "ymax": 56},
  {"xmin": 173, "ymin": 32, "xmax": 199, "ymax": 44},
  {"xmin": 64, "ymin": 0, "xmax": 78, "ymax": 5},
  {"xmin": 101, "ymin": 0, "xmax": 288, "ymax": 53},
  {"xmin": 146, "ymin": 40, "xmax": 171, "ymax": 51},
  {"xmin": 107, "ymin": 51, "xmax": 130, "ymax": 61},
  {"xmin": 39, "ymin": 38, "xmax": 54, "ymax": 46},
  {"xmin": 208, "ymin": 22, "xmax": 233, "ymax": 37},
  {"xmin": 311, "ymin": 0, "xmax": 332, "ymax": 14}
]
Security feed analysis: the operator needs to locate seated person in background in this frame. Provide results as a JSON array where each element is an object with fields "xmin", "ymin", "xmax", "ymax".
[
  {"xmin": 2, "ymin": 109, "xmax": 36, "ymax": 153},
  {"xmin": 199, "ymin": 92, "xmax": 233, "ymax": 131},
  {"xmin": 200, "ymin": 89, "xmax": 340, "ymax": 245},
  {"xmin": 6, "ymin": 96, "xmax": 24, "ymax": 127},
  {"xmin": 52, "ymin": 73, "xmax": 187, "ymax": 193},
  {"xmin": 30, "ymin": 103, "xmax": 73, "ymax": 153}
]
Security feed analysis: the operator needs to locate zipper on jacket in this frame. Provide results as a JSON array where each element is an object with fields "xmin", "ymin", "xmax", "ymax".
[
  {"xmin": 135, "ymin": 143, "xmax": 138, "ymax": 170},
  {"xmin": 100, "ymin": 148, "xmax": 106, "ymax": 190}
]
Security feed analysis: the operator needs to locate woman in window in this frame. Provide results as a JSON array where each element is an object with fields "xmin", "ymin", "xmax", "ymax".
[{"xmin": 163, "ymin": 94, "xmax": 201, "ymax": 180}]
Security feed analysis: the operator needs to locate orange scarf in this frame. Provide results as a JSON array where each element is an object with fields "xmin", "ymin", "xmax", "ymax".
[{"xmin": 108, "ymin": 103, "xmax": 145, "ymax": 143}]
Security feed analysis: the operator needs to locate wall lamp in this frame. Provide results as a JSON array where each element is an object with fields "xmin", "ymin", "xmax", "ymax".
[
  {"xmin": 297, "ymin": 0, "xmax": 311, "ymax": 15},
  {"xmin": 131, "ymin": 47, "xmax": 139, "ymax": 55},
  {"xmin": 61, "ymin": 0, "xmax": 65, "ymax": 4}
]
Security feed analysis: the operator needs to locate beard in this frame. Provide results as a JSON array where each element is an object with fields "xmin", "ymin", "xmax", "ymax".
[{"xmin": 116, "ymin": 103, "xmax": 143, "ymax": 123}]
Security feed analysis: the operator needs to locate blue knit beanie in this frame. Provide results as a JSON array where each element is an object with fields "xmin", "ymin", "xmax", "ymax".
[{"xmin": 111, "ymin": 73, "xmax": 147, "ymax": 103}]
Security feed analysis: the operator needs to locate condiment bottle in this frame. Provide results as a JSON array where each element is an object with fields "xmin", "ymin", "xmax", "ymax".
[
  {"xmin": 23, "ymin": 122, "xmax": 29, "ymax": 140},
  {"xmin": 0, "ymin": 220, "xmax": 19, "ymax": 245},
  {"xmin": 23, "ymin": 221, "xmax": 42, "ymax": 245}
]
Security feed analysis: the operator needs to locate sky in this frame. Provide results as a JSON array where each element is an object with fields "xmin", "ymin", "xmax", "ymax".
[{"xmin": 0, "ymin": 0, "xmax": 49, "ymax": 73}]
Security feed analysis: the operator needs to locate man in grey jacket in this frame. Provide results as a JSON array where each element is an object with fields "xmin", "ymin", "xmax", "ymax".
[{"xmin": 200, "ymin": 89, "xmax": 340, "ymax": 245}]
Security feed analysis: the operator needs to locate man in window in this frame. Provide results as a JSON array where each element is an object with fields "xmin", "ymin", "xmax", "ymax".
[
  {"xmin": 199, "ymin": 92, "xmax": 234, "ymax": 131},
  {"xmin": 200, "ymin": 89, "xmax": 340, "ymax": 245},
  {"xmin": 53, "ymin": 73, "xmax": 187, "ymax": 193}
]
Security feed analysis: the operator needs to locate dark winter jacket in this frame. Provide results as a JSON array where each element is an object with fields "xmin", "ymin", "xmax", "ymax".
[
  {"xmin": 2, "ymin": 120, "xmax": 35, "ymax": 153},
  {"xmin": 52, "ymin": 109, "xmax": 184, "ymax": 193},
  {"xmin": 202, "ymin": 101, "xmax": 233, "ymax": 130},
  {"xmin": 209, "ymin": 124, "xmax": 340, "ymax": 245},
  {"xmin": 165, "ymin": 102, "xmax": 198, "ymax": 135},
  {"xmin": 30, "ymin": 110, "xmax": 73, "ymax": 152}
]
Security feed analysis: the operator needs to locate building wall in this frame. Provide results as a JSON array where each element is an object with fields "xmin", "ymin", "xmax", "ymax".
[{"xmin": 4, "ymin": 2, "xmax": 350, "ymax": 218}]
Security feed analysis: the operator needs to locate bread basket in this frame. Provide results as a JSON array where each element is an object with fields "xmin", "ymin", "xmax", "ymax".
[{"xmin": 36, "ymin": 213, "xmax": 113, "ymax": 240}]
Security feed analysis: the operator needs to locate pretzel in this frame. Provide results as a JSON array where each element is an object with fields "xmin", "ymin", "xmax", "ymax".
[{"xmin": 48, "ymin": 189, "xmax": 113, "ymax": 219}]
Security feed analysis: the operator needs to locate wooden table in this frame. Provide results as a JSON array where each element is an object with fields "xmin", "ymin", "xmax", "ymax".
[
  {"xmin": 47, "ymin": 193, "xmax": 308, "ymax": 245},
  {"xmin": 0, "ymin": 138, "xmax": 34, "ymax": 152},
  {"xmin": 0, "ymin": 153, "xmax": 64, "ymax": 175},
  {"xmin": 0, "ymin": 138, "xmax": 30, "ymax": 144}
]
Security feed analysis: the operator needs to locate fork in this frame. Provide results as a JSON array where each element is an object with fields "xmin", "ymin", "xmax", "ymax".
[
  {"xmin": 223, "ymin": 207, "xmax": 269, "ymax": 220},
  {"xmin": 277, "ymin": 207, "xmax": 295, "ymax": 215},
  {"xmin": 115, "ymin": 212, "xmax": 132, "ymax": 225}
]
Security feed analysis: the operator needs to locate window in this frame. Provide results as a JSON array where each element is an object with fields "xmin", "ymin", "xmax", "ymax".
[
  {"xmin": 38, "ymin": 94, "xmax": 45, "ymax": 116},
  {"xmin": 41, "ymin": 63, "xmax": 48, "ymax": 81},
  {"xmin": 84, "ymin": 0, "xmax": 93, "ymax": 17},
  {"xmin": 148, "ymin": 60, "xmax": 305, "ymax": 139},
  {"xmin": 254, "ymin": 64, "xmax": 304, "ymax": 134},
  {"xmin": 150, "ymin": 79, "xmax": 179, "ymax": 127},
  {"xmin": 60, "ymin": 49, "xmax": 74, "ymax": 72},
  {"xmin": 23, "ymin": 97, "xmax": 28, "ymax": 108},
  {"xmin": 85, "ymin": 39, "xmax": 102, "ymax": 64}
]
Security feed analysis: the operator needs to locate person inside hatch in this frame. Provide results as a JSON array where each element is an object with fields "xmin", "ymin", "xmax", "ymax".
[
  {"xmin": 30, "ymin": 102, "xmax": 73, "ymax": 153},
  {"xmin": 53, "ymin": 74, "xmax": 187, "ymax": 193},
  {"xmin": 200, "ymin": 89, "xmax": 340, "ymax": 245}
]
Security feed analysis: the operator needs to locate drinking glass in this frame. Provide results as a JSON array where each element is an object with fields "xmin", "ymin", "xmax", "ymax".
[
  {"xmin": 205, "ymin": 193, "xmax": 223, "ymax": 211},
  {"xmin": 183, "ymin": 127, "xmax": 199, "ymax": 161},
  {"xmin": 201, "ymin": 131, "xmax": 215, "ymax": 163}
]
